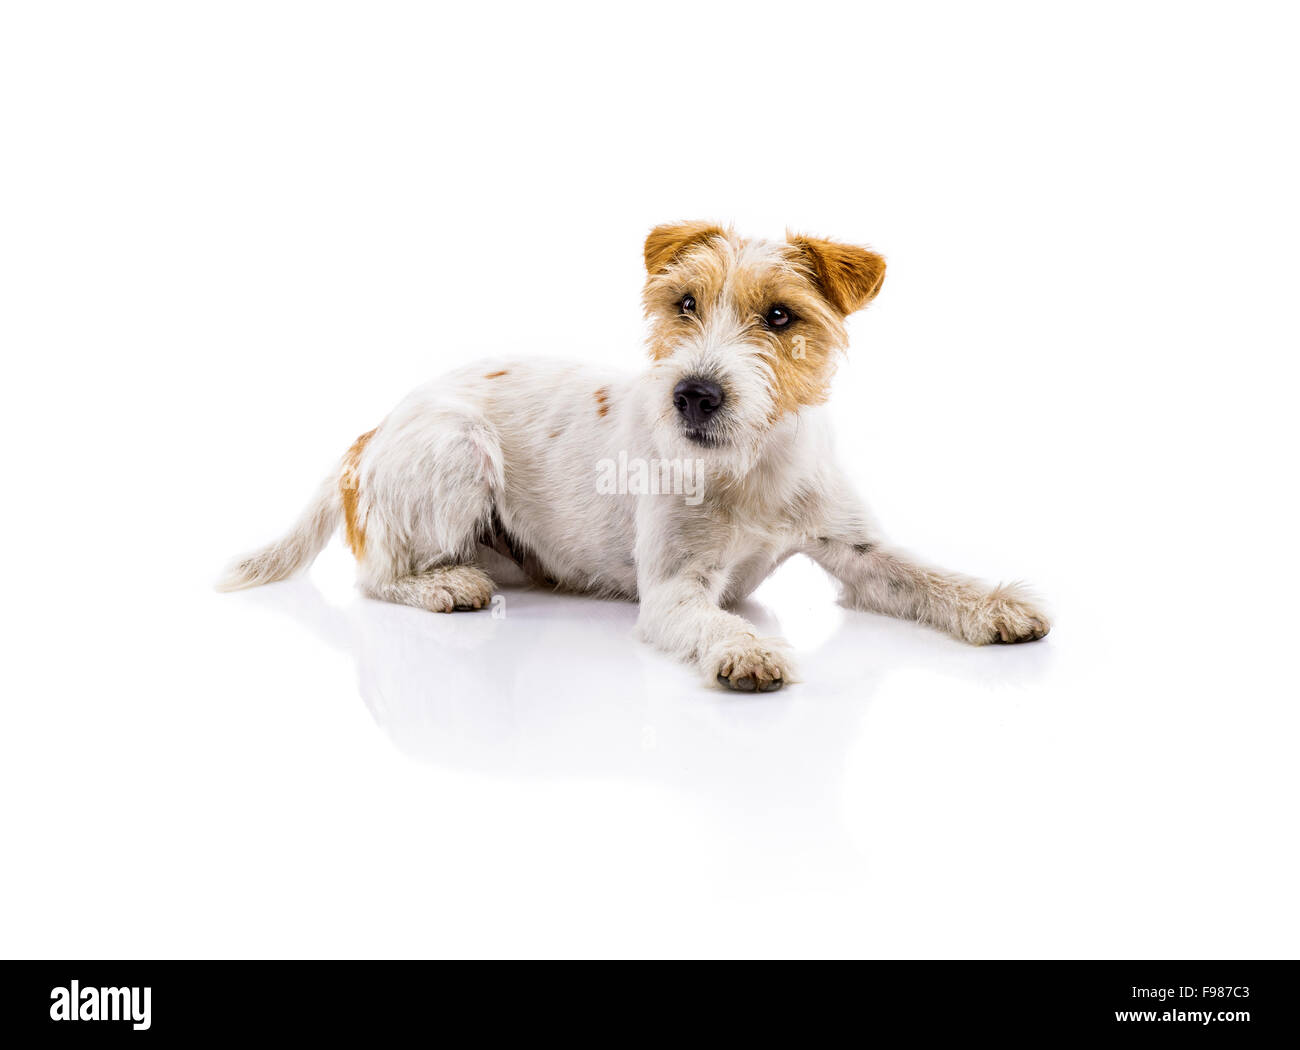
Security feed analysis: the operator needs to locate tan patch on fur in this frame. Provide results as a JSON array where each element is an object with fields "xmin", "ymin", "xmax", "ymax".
[
  {"xmin": 644, "ymin": 221, "xmax": 727, "ymax": 275},
  {"xmin": 484, "ymin": 369, "xmax": 509, "ymax": 378},
  {"xmin": 765, "ymin": 326, "xmax": 838, "ymax": 417},
  {"xmin": 643, "ymin": 234, "xmax": 735, "ymax": 361},
  {"xmin": 787, "ymin": 233, "xmax": 886, "ymax": 314},
  {"xmin": 548, "ymin": 430, "xmax": 560, "ymax": 438},
  {"xmin": 594, "ymin": 387, "xmax": 610, "ymax": 417},
  {"xmin": 340, "ymin": 428, "xmax": 376, "ymax": 558}
]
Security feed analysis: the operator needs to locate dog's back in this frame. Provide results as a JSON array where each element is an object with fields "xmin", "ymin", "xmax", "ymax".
[{"xmin": 219, "ymin": 358, "xmax": 647, "ymax": 599}]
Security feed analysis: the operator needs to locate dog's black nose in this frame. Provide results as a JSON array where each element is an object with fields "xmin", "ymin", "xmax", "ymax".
[{"xmin": 673, "ymin": 379, "xmax": 724, "ymax": 426}]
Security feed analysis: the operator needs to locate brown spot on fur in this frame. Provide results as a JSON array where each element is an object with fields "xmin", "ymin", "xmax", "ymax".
[
  {"xmin": 484, "ymin": 369, "xmax": 509, "ymax": 378},
  {"xmin": 340, "ymin": 428, "xmax": 376, "ymax": 558},
  {"xmin": 548, "ymin": 430, "xmax": 560, "ymax": 438},
  {"xmin": 594, "ymin": 387, "xmax": 610, "ymax": 417}
]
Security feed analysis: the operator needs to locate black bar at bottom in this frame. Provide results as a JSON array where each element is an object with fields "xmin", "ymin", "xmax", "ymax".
[{"xmin": 1, "ymin": 960, "xmax": 1292, "ymax": 1039}]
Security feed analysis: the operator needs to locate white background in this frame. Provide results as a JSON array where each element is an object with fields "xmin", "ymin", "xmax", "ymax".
[{"xmin": 2, "ymin": 1, "xmax": 1297, "ymax": 958}]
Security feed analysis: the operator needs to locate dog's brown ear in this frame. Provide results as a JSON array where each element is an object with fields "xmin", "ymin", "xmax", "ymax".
[
  {"xmin": 788, "ymin": 233, "xmax": 886, "ymax": 315},
  {"xmin": 644, "ymin": 221, "xmax": 726, "ymax": 274}
]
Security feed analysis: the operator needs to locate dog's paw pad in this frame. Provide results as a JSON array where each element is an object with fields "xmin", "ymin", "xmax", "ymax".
[{"xmin": 716, "ymin": 675, "xmax": 785, "ymax": 692}]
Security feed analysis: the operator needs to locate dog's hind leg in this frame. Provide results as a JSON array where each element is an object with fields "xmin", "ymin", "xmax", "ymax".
[
  {"xmin": 363, "ymin": 564, "xmax": 495, "ymax": 612},
  {"xmin": 345, "ymin": 401, "xmax": 503, "ymax": 614}
]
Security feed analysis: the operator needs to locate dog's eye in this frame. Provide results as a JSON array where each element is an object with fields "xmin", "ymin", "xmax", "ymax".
[
  {"xmin": 765, "ymin": 305, "xmax": 793, "ymax": 328},
  {"xmin": 679, "ymin": 295, "xmax": 696, "ymax": 314}
]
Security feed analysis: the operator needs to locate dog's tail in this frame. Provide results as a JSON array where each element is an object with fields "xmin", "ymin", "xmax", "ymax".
[{"xmin": 216, "ymin": 473, "xmax": 342, "ymax": 592}]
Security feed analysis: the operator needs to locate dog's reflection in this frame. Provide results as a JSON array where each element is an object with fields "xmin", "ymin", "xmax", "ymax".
[
  {"xmin": 242, "ymin": 575, "xmax": 1052, "ymax": 859},
  {"xmin": 246, "ymin": 577, "xmax": 818, "ymax": 766}
]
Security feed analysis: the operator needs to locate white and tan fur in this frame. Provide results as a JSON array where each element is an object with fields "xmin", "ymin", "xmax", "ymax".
[{"xmin": 219, "ymin": 223, "xmax": 1049, "ymax": 691}]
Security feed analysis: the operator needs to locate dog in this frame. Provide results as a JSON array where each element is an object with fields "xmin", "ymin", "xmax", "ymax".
[{"xmin": 219, "ymin": 222, "xmax": 1049, "ymax": 690}]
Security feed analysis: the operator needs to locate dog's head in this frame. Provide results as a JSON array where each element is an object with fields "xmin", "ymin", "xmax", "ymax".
[{"xmin": 641, "ymin": 221, "xmax": 885, "ymax": 474}]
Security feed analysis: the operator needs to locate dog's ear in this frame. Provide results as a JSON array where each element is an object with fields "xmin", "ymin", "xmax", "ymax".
[
  {"xmin": 788, "ymin": 233, "xmax": 886, "ymax": 315},
  {"xmin": 644, "ymin": 221, "xmax": 726, "ymax": 274}
]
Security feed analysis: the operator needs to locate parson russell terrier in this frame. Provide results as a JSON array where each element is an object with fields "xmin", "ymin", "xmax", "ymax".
[{"xmin": 220, "ymin": 222, "xmax": 1049, "ymax": 690}]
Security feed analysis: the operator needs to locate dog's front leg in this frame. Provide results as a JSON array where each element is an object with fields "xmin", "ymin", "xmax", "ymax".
[
  {"xmin": 808, "ymin": 535, "xmax": 1050, "ymax": 645},
  {"xmin": 636, "ymin": 565, "xmax": 793, "ymax": 692}
]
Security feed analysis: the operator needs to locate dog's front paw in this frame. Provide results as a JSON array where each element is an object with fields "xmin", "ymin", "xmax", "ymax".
[
  {"xmin": 962, "ymin": 585, "xmax": 1051, "ymax": 645},
  {"xmin": 707, "ymin": 636, "xmax": 792, "ymax": 692}
]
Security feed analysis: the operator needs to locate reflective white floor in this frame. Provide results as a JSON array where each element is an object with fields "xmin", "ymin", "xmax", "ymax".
[{"xmin": 5, "ymin": 538, "xmax": 1296, "ymax": 958}]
